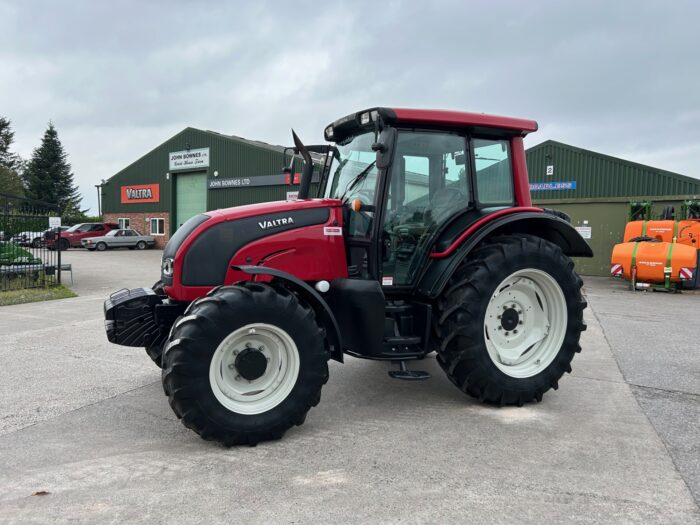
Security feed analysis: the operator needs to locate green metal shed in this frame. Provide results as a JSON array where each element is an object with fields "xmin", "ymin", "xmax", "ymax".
[
  {"xmin": 526, "ymin": 140, "xmax": 700, "ymax": 276},
  {"xmin": 101, "ymin": 128, "xmax": 317, "ymax": 246}
]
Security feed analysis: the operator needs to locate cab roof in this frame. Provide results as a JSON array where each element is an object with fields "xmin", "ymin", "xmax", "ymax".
[{"xmin": 326, "ymin": 107, "xmax": 538, "ymax": 142}]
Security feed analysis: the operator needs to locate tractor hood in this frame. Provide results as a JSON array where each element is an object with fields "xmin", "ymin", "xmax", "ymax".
[{"xmin": 161, "ymin": 198, "xmax": 342, "ymax": 289}]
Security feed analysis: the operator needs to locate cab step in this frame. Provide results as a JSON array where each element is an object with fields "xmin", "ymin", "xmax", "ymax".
[{"xmin": 388, "ymin": 361, "xmax": 430, "ymax": 381}]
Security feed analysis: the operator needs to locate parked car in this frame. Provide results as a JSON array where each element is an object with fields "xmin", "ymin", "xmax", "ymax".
[
  {"xmin": 10, "ymin": 230, "xmax": 46, "ymax": 248},
  {"xmin": 47, "ymin": 222, "xmax": 119, "ymax": 250},
  {"xmin": 82, "ymin": 229, "xmax": 155, "ymax": 251}
]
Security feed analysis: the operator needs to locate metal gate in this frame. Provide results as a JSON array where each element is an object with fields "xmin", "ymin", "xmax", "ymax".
[{"xmin": 0, "ymin": 193, "xmax": 61, "ymax": 292}]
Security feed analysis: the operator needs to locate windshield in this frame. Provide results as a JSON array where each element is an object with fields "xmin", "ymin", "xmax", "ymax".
[{"xmin": 324, "ymin": 132, "xmax": 379, "ymax": 204}]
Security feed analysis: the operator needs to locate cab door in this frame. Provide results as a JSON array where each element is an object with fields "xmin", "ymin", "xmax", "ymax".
[{"xmin": 379, "ymin": 131, "xmax": 471, "ymax": 288}]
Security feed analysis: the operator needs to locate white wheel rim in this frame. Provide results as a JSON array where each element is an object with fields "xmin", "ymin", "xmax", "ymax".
[
  {"xmin": 209, "ymin": 323, "xmax": 300, "ymax": 415},
  {"xmin": 484, "ymin": 269, "xmax": 567, "ymax": 378}
]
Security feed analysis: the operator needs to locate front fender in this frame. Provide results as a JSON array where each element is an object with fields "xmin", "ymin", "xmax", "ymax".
[
  {"xmin": 234, "ymin": 265, "xmax": 343, "ymax": 363},
  {"xmin": 418, "ymin": 212, "xmax": 593, "ymax": 298}
]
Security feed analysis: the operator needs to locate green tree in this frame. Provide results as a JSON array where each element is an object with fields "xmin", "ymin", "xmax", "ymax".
[
  {"xmin": 0, "ymin": 116, "xmax": 23, "ymax": 172},
  {"xmin": 24, "ymin": 122, "xmax": 81, "ymax": 212},
  {"xmin": 0, "ymin": 165, "xmax": 25, "ymax": 196}
]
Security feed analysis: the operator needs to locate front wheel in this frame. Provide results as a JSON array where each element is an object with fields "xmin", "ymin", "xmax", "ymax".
[
  {"xmin": 96, "ymin": 242, "xmax": 107, "ymax": 251},
  {"xmin": 434, "ymin": 234, "xmax": 586, "ymax": 405},
  {"xmin": 162, "ymin": 282, "xmax": 329, "ymax": 445}
]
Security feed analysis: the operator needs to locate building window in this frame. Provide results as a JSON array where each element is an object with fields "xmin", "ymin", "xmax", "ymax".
[
  {"xmin": 118, "ymin": 217, "xmax": 130, "ymax": 229},
  {"xmin": 150, "ymin": 218, "xmax": 165, "ymax": 236}
]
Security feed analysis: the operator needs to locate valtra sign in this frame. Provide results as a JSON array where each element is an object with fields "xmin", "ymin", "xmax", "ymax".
[{"xmin": 121, "ymin": 184, "xmax": 160, "ymax": 204}]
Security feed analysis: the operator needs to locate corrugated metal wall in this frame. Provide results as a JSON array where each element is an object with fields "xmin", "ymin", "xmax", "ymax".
[{"xmin": 527, "ymin": 141, "xmax": 700, "ymax": 200}]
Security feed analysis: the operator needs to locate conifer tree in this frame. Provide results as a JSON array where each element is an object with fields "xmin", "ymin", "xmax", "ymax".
[{"xmin": 24, "ymin": 122, "xmax": 81, "ymax": 211}]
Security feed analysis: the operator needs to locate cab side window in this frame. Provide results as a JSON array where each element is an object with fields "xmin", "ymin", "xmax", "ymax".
[{"xmin": 473, "ymin": 138, "xmax": 513, "ymax": 205}]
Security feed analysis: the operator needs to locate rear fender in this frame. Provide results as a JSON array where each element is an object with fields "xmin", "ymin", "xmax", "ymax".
[
  {"xmin": 418, "ymin": 212, "xmax": 593, "ymax": 298},
  {"xmin": 234, "ymin": 265, "xmax": 343, "ymax": 363}
]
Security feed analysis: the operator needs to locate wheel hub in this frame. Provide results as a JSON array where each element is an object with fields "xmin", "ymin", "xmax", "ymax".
[
  {"xmin": 500, "ymin": 307, "xmax": 520, "ymax": 331},
  {"xmin": 234, "ymin": 348, "xmax": 268, "ymax": 381},
  {"xmin": 483, "ymin": 270, "xmax": 567, "ymax": 378}
]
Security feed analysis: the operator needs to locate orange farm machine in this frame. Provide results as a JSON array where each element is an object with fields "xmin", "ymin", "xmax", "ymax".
[{"xmin": 611, "ymin": 200, "xmax": 700, "ymax": 291}]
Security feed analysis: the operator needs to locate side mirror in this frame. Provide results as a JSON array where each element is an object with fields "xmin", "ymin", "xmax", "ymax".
[{"xmin": 373, "ymin": 127, "xmax": 396, "ymax": 169}]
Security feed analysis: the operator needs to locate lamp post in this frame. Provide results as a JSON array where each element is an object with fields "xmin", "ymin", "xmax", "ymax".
[{"xmin": 94, "ymin": 181, "xmax": 104, "ymax": 218}]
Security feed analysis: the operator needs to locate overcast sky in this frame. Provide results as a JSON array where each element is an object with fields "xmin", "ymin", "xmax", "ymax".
[{"xmin": 2, "ymin": 0, "xmax": 699, "ymax": 213}]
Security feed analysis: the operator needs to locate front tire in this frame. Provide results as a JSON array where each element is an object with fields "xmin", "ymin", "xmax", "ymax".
[
  {"xmin": 434, "ymin": 234, "xmax": 586, "ymax": 406},
  {"xmin": 96, "ymin": 242, "xmax": 107, "ymax": 251},
  {"xmin": 162, "ymin": 282, "xmax": 329, "ymax": 445}
]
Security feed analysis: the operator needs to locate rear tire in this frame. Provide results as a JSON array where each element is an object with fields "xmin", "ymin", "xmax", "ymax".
[
  {"xmin": 136, "ymin": 241, "xmax": 146, "ymax": 250},
  {"xmin": 58, "ymin": 238, "xmax": 69, "ymax": 251},
  {"xmin": 434, "ymin": 234, "xmax": 586, "ymax": 406},
  {"xmin": 162, "ymin": 282, "xmax": 329, "ymax": 445}
]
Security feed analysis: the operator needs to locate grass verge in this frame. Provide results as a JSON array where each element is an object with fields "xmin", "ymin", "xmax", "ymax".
[{"xmin": 0, "ymin": 285, "xmax": 77, "ymax": 306}]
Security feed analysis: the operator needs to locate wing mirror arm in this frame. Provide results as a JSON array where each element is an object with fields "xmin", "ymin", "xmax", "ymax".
[{"xmin": 292, "ymin": 129, "xmax": 314, "ymax": 200}]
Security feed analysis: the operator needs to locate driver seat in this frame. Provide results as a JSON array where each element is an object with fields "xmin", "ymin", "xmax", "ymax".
[{"xmin": 425, "ymin": 187, "xmax": 464, "ymax": 225}]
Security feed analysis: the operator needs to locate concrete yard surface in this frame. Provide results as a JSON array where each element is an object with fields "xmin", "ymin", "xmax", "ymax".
[{"xmin": 0, "ymin": 251, "xmax": 698, "ymax": 523}]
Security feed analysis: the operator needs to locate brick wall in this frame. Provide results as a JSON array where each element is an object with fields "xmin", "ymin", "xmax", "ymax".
[{"xmin": 104, "ymin": 212, "xmax": 170, "ymax": 249}]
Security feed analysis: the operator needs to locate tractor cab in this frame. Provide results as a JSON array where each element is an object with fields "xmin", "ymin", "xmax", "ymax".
[{"xmin": 317, "ymin": 109, "xmax": 524, "ymax": 289}]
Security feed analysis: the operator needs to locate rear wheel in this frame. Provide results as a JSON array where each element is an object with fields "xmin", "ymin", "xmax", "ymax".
[
  {"xmin": 162, "ymin": 282, "xmax": 329, "ymax": 445},
  {"xmin": 434, "ymin": 234, "xmax": 586, "ymax": 405},
  {"xmin": 136, "ymin": 241, "xmax": 146, "ymax": 250},
  {"xmin": 57, "ymin": 238, "xmax": 69, "ymax": 251}
]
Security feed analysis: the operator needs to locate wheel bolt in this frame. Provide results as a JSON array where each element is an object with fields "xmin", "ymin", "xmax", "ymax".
[
  {"xmin": 259, "ymin": 345, "xmax": 265, "ymax": 351},
  {"xmin": 518, "ymin": 320, "xmax": 523, "ymax": 325},
  {"xmin": 497, "ymin": 315, "xmax": 502, "ymax": 319},
  {"xmin": 498, "ymin": 326, "xmax": 503, "ymax": 331},
  {"xmin": 235, "ymin": 375, "xmax": 241, "ymax": 381},
  {"xmin": 228, "ymin": 363, "xmax": 236, "ymax": 369},
  {"xmin": 245, "ymin": 342, "xmax": 252, "ymax": 348},
  {"xmin": 505, "ymin": 331, "xmax": 510, "ymax": 336},
  {"xmin": 513, "ymin": 329, "xmax": 518, "ymax": 334},
  {"xmin": 517, "ymin": 310, "xmax": 522, "ymax": 314},
  {"xmin": 511, "ymin": 304, "xmax": 516, "ymax": 309}
]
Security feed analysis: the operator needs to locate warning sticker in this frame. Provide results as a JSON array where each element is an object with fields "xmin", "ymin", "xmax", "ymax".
[
  {"xmin": 324, "ymin": 227, "xmax": 342, "ymax": 236},
  {"xmin": 382, "ymin": 276, "xmax": 393, "ymax": 286}
]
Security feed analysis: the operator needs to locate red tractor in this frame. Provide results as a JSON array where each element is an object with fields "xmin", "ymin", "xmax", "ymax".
[{"xmin": 105, "ymin": 108, "xmax": 592, "ymax": 445}]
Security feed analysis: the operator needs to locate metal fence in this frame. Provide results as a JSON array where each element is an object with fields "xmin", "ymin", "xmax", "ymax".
[{"xmin": 0, "ymin": 193, "xmax": 62, "ymax": 292}]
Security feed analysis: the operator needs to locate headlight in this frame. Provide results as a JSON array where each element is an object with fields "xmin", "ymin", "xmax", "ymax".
[{"xmin": 162, "ymin": 257, "xmax": 174, "ymax": 277}]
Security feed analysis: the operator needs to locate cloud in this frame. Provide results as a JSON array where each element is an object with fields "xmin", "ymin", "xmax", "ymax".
[{"xmin": 2, "ymin": 0, "xmax": 699, "ymax": 213}]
